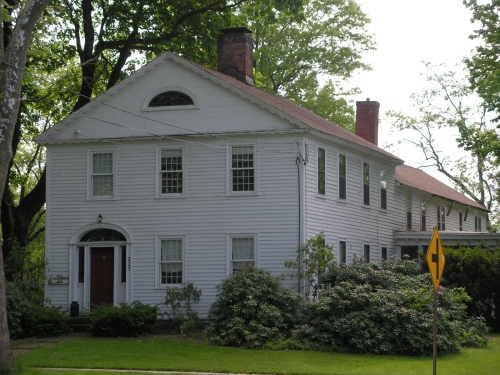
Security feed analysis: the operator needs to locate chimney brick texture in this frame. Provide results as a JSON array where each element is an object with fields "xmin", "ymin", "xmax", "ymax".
[
  {"xmin": 355, "ymin": 100, "xmax": 380, "ymax": 146},
  {"xmin": 217, "ymin": 28, "xmax": 254, "ymax": 85}
]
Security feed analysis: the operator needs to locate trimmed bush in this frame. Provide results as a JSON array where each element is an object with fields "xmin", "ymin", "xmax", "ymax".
[
  {"xmin": 206, "ymin": 266, "xmax": 301, "ymax": 349},
  {"xmin": 87, "ymin": 302, "xmax": 159, "ymax": 337}
]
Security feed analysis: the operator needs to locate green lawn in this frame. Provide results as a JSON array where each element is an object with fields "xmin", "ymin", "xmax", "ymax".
[{"xmin": 15, "ymin": 334, "xmax": 500, "ymax": 375}]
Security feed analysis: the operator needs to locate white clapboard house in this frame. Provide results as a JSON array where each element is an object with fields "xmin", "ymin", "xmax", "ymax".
[{"xmin": 35, "ymin": 28, "xmax": 495, "ymax": 317}]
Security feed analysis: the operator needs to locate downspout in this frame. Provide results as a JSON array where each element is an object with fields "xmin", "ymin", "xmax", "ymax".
[{"xmin": 296, "ymin": 139, "xmax": 307, "ymax": 296}]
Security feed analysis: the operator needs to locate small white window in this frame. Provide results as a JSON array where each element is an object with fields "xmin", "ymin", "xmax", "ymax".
[
  {"xmin": 228, "ymin": 145, "xmax": 256, "ymax": 194},
  {"xmin": 157, "ymin": 236, "xmax": 184, "ymax": 287},
  {"xmin": 88, "ymin": 150, "xmax": 115, "ymax": 199},
  {"xmin": 339, "ymin": 240, "xmax": 347, "ymax": 265},
  {"xmin": 157, "ymin": 147, "xmax": 184, "ymax": 197},
  {"xmin": 230, "ymin": 236, "xmax": 256, "ymax": 273}
]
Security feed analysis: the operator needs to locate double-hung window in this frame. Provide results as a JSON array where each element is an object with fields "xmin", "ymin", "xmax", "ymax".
[
  {"xmin": 159, "ymin": 148, "xmax": 184, "ymax": 196},
  {"xmin": 421, "ymin": 201, "xmax": 427, "ymax": 231},
  {"xmin": 339, "ymin": 154, "xmax": 346, "ymax": 199},
  {"xmin": 406, "ymin": 194, "xmax": 412, "ymax": 230},
  {"xmin": 475, "ymin": 216, "xmax": 482, "ymax": 232},
  {"xmin": 339, "ymin": 240, "xmax": 347, "ymax": 265},
  {"xmin": 89, "ymin": 150, "xmax": 115, "ymax": 199},
  {"xmin": 230, "ymin": 236, "xmax": 255, "ymax": 273},
  {"xmin": 230, "ymin": 145, "xmax": 255, "ymax": 193},
  {"xmin": 158, "ymin": 237, "xmax": 184, "ymax": 286},
  {"xmin": 363, "ymin": 162, "xmax": 370, "ymax": 205},
  {"xmin": 380, "ymin": 168, "xmax": 387, "ymax": 209},
  {"xmin": 437, "ymin": 205, "xmax": 446, "ymax": 231},
  {"xmin": 364, "ymin": 244, "xmax": 371, "ymax": 262},
  {"xmin": 318, "ymin": 148, "xmax": 326, "ymax": 195}
]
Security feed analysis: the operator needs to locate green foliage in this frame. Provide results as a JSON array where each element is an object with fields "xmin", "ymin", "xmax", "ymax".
[
  {"xmin": 464, "ymin": 0, "xmax": 500, "ymax": 125},
  {"xmin": 206, "ymin": 266, "xmax": 301, "ymax": 349},
  {"xmin": 21, "ymin": 305, "xmax": 71, "ymax": 338},
  {"xmin": 289, "ymin": 257, "xmax": 488, "ymax": 356},
  {"xmin": 162, "ymin": 282, "xmax": 202, "ymax": 333},
  {"xmin": 285, "ymin": 232, "xmax": 336, "ymax": 300},
  {"xmin": 239, "ymin": 0, "xmax": 374, "ymax": 130},
  {"xmin": 442, "ymin": 246, "xmax": 500, "ymax": 331},
  {"xmin": 6, "ymin": 280, "xmax": 70, "ymax": 339},
  {"xmin": 86, "ymin": 302, "xmax": 159, "ymax": 337}
]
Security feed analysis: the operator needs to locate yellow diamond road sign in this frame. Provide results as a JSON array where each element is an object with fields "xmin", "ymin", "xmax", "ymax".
[{"xmin": 426, "ymin": 227, "xmax": 446, "ymax": 291}]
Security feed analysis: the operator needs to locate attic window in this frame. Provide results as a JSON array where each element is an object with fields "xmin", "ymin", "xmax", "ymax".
[{"xmin": 149, "ymin": 91, "xmax": 194, "ymax": 107}]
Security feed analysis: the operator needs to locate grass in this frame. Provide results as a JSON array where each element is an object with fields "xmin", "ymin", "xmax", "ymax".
[{"xmin": 15, "ymin": 334, "xmax": 500, "ymax": 375}]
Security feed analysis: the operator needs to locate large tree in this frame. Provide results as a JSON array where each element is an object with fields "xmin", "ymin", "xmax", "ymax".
[
  {"xmin": 387, "ymin": 63, "xmax": 499, "ymax": 228},
  {"xmin": 1, "ymin": 0, "xmax": 373, "ymax": 278},
  {"xmin": 1, "ymin": 0, "xmax": 52, "ymax": 370},
  {"xmin": 240, "ymin": 0, "xmax": 373, "ymax": 130},
  {"xmin": 464, "ymin": 0, "xmax": 500, "ymax": 123}
]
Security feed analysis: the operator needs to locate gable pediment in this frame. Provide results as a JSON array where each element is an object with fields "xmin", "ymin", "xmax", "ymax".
[{"xmin": 36, "ymin": 54, "xmax": 301, "ymax": 144}]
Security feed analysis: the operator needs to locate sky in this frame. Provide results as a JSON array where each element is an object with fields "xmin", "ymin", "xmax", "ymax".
[{"xmin": 348, "ymin": 0, "xmax": 479, "ymax": 183}]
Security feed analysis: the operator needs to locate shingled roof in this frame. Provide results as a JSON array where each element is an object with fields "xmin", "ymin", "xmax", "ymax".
[
  {"xmin": 396, "ymin": 165, "xmax": 487, "ymax": 211},
  {"xmin": 180, "ymin": 55, "xmax": 402, "ymax": 164}
]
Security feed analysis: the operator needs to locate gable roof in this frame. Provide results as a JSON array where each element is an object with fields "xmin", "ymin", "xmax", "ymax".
[
  {"xmin": 35, "ymin": 52, "xmax": 402, "ymax": 164},
  {"xmin": 396, "ymin": 165, "xmax": 488, "ymax": 211}
]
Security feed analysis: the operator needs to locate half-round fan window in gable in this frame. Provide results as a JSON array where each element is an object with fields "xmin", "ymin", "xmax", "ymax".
[{"xmin": 148, "ymin": 91, "xmax": 194, "ymax": 107}]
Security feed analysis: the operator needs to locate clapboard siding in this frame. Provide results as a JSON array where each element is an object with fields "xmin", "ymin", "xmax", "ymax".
[
  {"xmin": 45, "ymin": 135, "xmax": 300, "ymax": 316},
  {"xmin": 303, "ymin": 138, "xmax": 401, "ymax": 262}
]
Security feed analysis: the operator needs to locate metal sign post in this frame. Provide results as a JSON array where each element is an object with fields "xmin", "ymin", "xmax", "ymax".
[{"xmin": 426, "ymin": 227, "xmax": 446, "ymax": 375}]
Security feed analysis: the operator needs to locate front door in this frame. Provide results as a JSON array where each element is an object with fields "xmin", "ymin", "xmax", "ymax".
[{"xmin": 90, "ymin": 247, "xmax": 114, "ymax": 307}]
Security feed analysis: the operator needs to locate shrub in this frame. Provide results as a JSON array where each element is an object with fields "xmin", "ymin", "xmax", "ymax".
[
  {"xmin": 442, "ymin": 246, "xmax": 500, "ymax": 331},
  {"xmin": 87, "ymin": 302, "xmax": 159, "ymax": 337},
  {"xmin": 6, "ymin": 280, "xmax": 31, "ymax": 339},
  {"xmin": 206, "ymin": 266, "xmax": 301, "ymax": 349},
  {"xmin": 22, "ymin": 304, "xmax": 71, "ymax": 338},
  {"xmin": 291, "ymin": 257, "xmax": 488, "ymax": 356},
  {"xmin": 162, "ymin": 282, "xmax": 202, "ymax": 333}
]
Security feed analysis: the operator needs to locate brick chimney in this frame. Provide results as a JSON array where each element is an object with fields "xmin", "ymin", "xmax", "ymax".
[
  {"xmin": 355, "ymin": 99, "xmax": 380, "ymax": 145},
  {"xmin": 217, "ymin": 27, "xmax": 254, "ymax": 85}
]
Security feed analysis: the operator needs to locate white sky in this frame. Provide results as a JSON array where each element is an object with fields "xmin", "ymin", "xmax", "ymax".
[{"xmin": 349, "ymin": 0, "xmax": 479, "ymax": 183}]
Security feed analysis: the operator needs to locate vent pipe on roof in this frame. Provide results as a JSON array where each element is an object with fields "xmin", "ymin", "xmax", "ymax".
[
  {"xmin": 217, "ymin": 27, "xmax": 254, "ymax": 86},
  {"xmin": 355, "ymin": 99, "xmax": 380, "ymax": 146}
]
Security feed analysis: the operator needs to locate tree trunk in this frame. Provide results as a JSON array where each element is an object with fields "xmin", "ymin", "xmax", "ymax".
[{"xmin": 0, "ymin": 0, "xmax": 51, "ymax": 371}]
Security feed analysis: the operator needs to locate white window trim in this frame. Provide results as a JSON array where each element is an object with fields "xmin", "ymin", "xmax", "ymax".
[
  {"xmin": 155, "ymin": 235, "xmax": 186, "ymax": 288},
  {"xmin": 379, "ymin": 167, "xmax": 387, "ymax": 210},
  {"xmin": 226, "ymin": 143, "xmax": 258, "ymax": 196},
  {"xmin": 87, "ymin": 148, "xmax": 116, "ymax": 200},
  {"xmin": 227, "ymin": 234, "xmax": 258, "ymax": 275},
  {"xmin": 155, "ymin": 146, "xmax": 186, "ymax": 198},
  {"xmin": 142, "ymin": 87, "xmax": 199, "ymax": 111}
]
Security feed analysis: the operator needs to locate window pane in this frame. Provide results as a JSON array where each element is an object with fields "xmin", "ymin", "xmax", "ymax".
[
  {"xmin": 93, "ymin": 153, "xmax": 112, "ymax": 174},
  {"xmin": 364, "ymin": 244, "xmax": 370, "ymax": 262},
  {"xmin": 161, "ymin": 263, "xmax": 182, "ymax": 284},
  {"xmin": 149, "ymin": 91, "xmax": 194, "ymax": 107},
  {"xmin": 232, "ymin": 237, "xmax": 255, "ymax": 272},
  {"xmin": 121, "ymin": 246, "xmax": 126, "ymax": 283},
  {"xmin": 161, "ymin": 149, "xmax": 183, "ymax": 194},
  {"xmin": 339, "ymin": 154, "xmax": 346, "ymax": 199},
  {"xmin": 318, "ymin": 148, "xmax": 325, "ymax": 195},
  {"xmin": 92, "ymin": 175, "xmax": 113, "ymax": 196},
  {"xmin": 363, "ymin": 163, "xmax": 369, "ymax": 205},
  {"xmin": 161, "ymin": 239, "xmax": 182, "ymax": 261},
  {"xmin": 381, "ymin": 247, "xmax": 388, "ymax": 261},
  {"xmin": 231, "ymin": 146, "xmax": 255, "ymax": 192},
  {"xmin": 339, "ymin": 241, "xmax": 347, "ymax": 264},
  {"xmin": 78, "ymin": 247, "xmax": 84, "ymax": 283}
]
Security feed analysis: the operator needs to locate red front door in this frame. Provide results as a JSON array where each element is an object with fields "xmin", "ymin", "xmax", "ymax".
[{"xmin": 90, "ymin": 247, "xmax": 114, "ymax": 307}]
